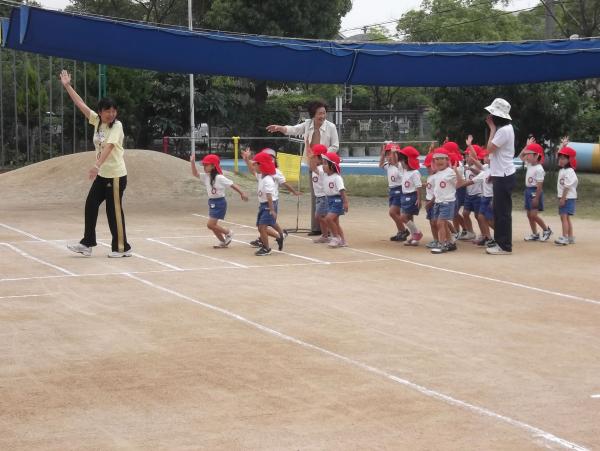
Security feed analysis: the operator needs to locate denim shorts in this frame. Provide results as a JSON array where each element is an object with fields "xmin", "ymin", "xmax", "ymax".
[
  {"xmin": 426, "ymin": 205, "xmax": 434, "ymax": 221},
  {"xmin": 456, "ymin": 186, "xmax": 466, "ymax": 207},
  {"xmin": 524, "ymin": 187, "xmax": 544, "ymax": 211},
  {"xmin": 327, "ymin": 195, "xmax": 345, "ymax": 216},
  {"xmin": 208, "ymin": 197, "xmax": 227, "ymax": 220},
  {"xmin": 434, "ymin": 201, "xmax": 456, "ymax": 221},
  {"xmin": 388, "ymin": 187, "xmax": 403, "ymax": 207},
  {"xmin": 558, "ymin": 198, "xmax": 576, "ymax": 216},
  {"xmin": 478, "ymin": 196, "xmax": 494, "ymax": 221},
  {"xmin": 256, "ymin": 200, "xmax": 278, "ymax": 226},
  {"xmin": 315, "ymin": 196, "xmax": 328, "ymax": 216},
  {"xmin": 401, "ymin": 191, "xmax": 419, "ymax": 215},
  {"xmin": 463, "ymin": 194, "xmax": 481, "ymax": 213}
]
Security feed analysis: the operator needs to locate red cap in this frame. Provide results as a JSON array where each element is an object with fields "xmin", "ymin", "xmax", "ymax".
[
  {"xmin": 311, "ymin": 144, "xmax": 327, "ymax": 156},
  {"xmin": 443, "ymin": 141, "xmax": 460, "ymax": 154},
  {"xmin": 383, "ymin": 142, "xmax": 397, "ymax": 152},
  {"xmin": 525, "ymin": 143, "xmax": 545, "ymax": 164},
  {"xmin": 558, "ymin": 146, "xmax": 577, "ymax": 170},
  {"xmin": 201, "ymin": 154, "xmax": 222, "ymax": 174},
  {"xmin": 471, "ymin": 144, "xmax": 488, "ymax": 160},
  {"xmin": 424, "ymin": 152, "xmax": 434, "ymax": 168},
  {"xmin": 432, "ymin": 147, "xmax": 450, "ymax": 159},
  {"xmin": 322, "ymin": 152, "xmax": 341, "ymax": 173},
  {"xmin": 399, "ymin": 146, "xmax": 421, "ymax": 170},
  {"xmin": 261, "ymin": 147, "xmax": 277, "ymax": 157},
  {"xmin": 253, "ymin": 151, "xmax": 276, "ymax": 175}
]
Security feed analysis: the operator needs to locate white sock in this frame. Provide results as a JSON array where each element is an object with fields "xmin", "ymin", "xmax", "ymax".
[{"xmin": 406, "ymin": 221, "xmax": 418, "ymax": 234}]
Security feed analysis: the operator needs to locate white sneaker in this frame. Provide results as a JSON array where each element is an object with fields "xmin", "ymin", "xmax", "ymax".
[
  {"xmin": 540, "ymin": 227, "xmax": 553, "ymax": 242},
  {"xmin": 460, "ymin": 231, "xmax": 476, "ymax": 241},
  {"xmin": 107, "ymin": 250, "xmax": 132, "ymax": 258},
  {"xmin": 568, "ymin": 236, "xmax": 575, "ymax": 244},
  {"xmin": 67, "ymin": 243, "xmax": 92, "ymax": 257},
  {"xmin": 486, "ymin": 245, "xmax": 511, "ymax": 255},
  {"xmin": 213, "ymin": 241, "xmax": 228, "ymax": 249},
  {"xmin": 554, "ymin": 236, "xmax": 569, "ymax": 246},
  {"xmin": 524, "ymin": 233, "xmax": 540, "ymax": 241},
  {"xmin": 313, "ymin": 235, "xmax": 330, "ymax": 244},
  {"xmin": 328, "ymin": 237, "xmax": 341, "ymax": 248},
  {"xmin": 224, "ymin": 231, "xmax": 233, "ymax": 246}
]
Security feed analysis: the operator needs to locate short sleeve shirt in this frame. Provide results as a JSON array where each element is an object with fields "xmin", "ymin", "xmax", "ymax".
[
  {"xmin": 490, "ymin": 124, "xmax": 516, "ymax": 177},
  {"xmin": 89, "ymin": 111, "xmax": 127, "ymax": 178},
  {"xmin": 312, "ymin": 165, "xmax": 326, "ymax": 197},
  {"xmin": 257, "ymin": 174, "xmax": 276, "ymax": 203},
  {"xmin": 401, "ymin": 169, "xmax": 422, "ymax": 194},
  {"xmin": 473, "ymin": 164, "xmax": 493, "ymax": 198},
  {"xmin": 433, "ymin": 167, "xmax": 457, "ymax": 203},
  {"xmin": 383, "ymin": 162, "xmax": 403, "ymax": 188},
  {"xmin": 465, "ymin": 167, "xmax": 483, "ymax": 196},
  {"xmin": 199, "ymin": 173, "xmax": 233, "ymax": 199},
  {"xmin": 557, "ymin": 168, "xmax": 578, "ymax": 199},
  {"xmin": 525, "ymin": 163, "xmax": 545, "ymax": 188},
  {"xmin": 323, "ymin": 173, "xmax": 345, "ymax": 196}
]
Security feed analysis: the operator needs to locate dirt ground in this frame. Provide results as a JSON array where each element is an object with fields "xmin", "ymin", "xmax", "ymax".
[{"xmin": 1, "ymin": 150, "xmax": 599, "ymax": 450}]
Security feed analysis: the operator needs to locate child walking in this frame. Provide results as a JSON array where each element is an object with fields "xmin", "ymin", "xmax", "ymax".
[
  {"xmin": 397, "ymin": 146, "xmax": 423, "ymax": 246},
  {"xmin": 322, "ymin": 152, "xmax": 349, "ymax": 248},
  {"xmin": 250, "ymin": 152, "xmax": 279, "ymax": 256},
  {"xmin": 467, "ymin": 144, "xmax": 495, "ymax": 246},
  {"xmin": 308, "ymin": 144, "xmax": 330, "ymax": 243},
  {"xmin": 379, "ymin": 142, "xmax": 409, "ymax": 241},
  {"xmin": 190, "ymin": 153, "xmax": 248, "ymax": 248},
  {"xmin": 423, "ymin": 151, "xmax": 439, "ymax": 249},
  {"xmin": 555, "ymin": 138, "xmax": 578, "ymax": 245},
  {"xmin": 518, "ymin": 138, "xmax": 552, "ymax": 242}
]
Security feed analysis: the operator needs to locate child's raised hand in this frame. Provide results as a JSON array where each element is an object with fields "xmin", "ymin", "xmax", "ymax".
[
  {"xmin": 428, "ymin": 141, "xmax": 435, "ymax": 152},
  {"xmin": 465, "ymin": 134, "xmax": 473, "ymax": 147},
  {"xmin": 241, "ymin": 148, "xmax": 251, "ymax": 159},
  {"xmin": 560, "ymin": 136, "xmax": 570, "ymax": 147},
  {"xmin": 59, "ymin": 70, "xmax": 71, "ymax": 86},
  {"xmin": 526, "ymin": 136, "xmax": 536, "ymax": 146},
  {"xmin": 190, "ymin": 151, "xmax": 196, "ymax": 162}
]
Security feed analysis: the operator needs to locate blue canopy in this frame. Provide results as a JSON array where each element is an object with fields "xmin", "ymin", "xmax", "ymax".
[{"xmin": 3, "ymin": 5, "xmax": 600, "ymax": 86}]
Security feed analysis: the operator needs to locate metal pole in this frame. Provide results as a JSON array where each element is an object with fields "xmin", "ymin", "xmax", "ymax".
[
  {"xmin": 72, "ymin": 60, "xmax": 76, "ymax": 153},
  {"xmin": 49, "ymin": 56, "xmax": 53, "ymax": 157},
  {"xmin": 36, "ymin": 55, "xmax": 42, "ymax": 161},
  {"xmin": 60, "ymin": 58, "xmax": 64, "ymax": 155},
  {"xmin": 0, "ymin": 46, "xmax": 4, "ymax": 167},
  {"xmin": 83, "ymin": 62, "xmax": 87, "ymax": 147},
  {"xmin": 188, "ymin": 0, "xmax": 195, "ymax": 157},
  {"xmin": 12, "ymin": 50, "xmax": 18, "ymax": 158},
  {"xmin": 25, "ymin": 54, "xmax": 30, "ymax": 162}
]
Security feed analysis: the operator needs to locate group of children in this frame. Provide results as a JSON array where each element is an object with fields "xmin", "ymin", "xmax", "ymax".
[{"xmin": 190, "ymin": 137, "xmax": 579, "ymax": 256}]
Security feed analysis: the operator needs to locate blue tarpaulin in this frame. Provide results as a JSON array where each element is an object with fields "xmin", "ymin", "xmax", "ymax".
[{"xmin": 2, "ymin": 6, "xmax": 600, "ymax": 87}]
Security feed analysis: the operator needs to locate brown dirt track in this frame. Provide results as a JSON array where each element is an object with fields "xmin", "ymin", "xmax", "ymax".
[{"xmin": 1, "ymin": 150, "xmax": 599, "ymax": 450}]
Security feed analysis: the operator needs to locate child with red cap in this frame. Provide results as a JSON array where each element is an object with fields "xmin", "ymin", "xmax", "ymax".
[
  {"xmin": 308, "ymin": 144, "xmax": 331, "ymax": 243},
  {"xmin": 397, "ymin": 146, "xmax": 423, "ymax": 246},
  {"xmin": 461, "ymin": 137, "xmax": 484, "ymax": 243},
  {"xmin": 518, "ymin": 137, "xmax": 552, "ymax": 242},
  {"xmin": 423, "ymin": 148, "xmax": 440, "ymax": 249},
  {"xmin": 322, "ymin": 152, "xmax": 349, "ymax": 248},
  {"xmin": 190, "ymin": 152, "xmax": 248, "ymax": 248},
  {"xmin": 467, "ymin": 142, "xmax": 495, "ymax": 247},
  {"xmin": 379, "ymin": 142, "xmax": 409, "ymax": 242},
  {"xmin": 443, "ymin": 140, "xmax": 468, "ymax": 240},
  {"xmin": 555, "ymin": 137, "xmax": 578, "ymax": 245}
]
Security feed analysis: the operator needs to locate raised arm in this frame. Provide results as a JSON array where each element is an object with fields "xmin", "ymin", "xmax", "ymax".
[
  {"xmin": 60, "ymin": 70, "xmax": 92, "ymax": 119},
  {"xmin": 241, "ymin": 147, "xmax": 257, "ymax": 176},
  {"xmin": 190, "ymin": 152, "xmax": 200, "ymax": 178},
  {"xmin": 519, "ymin": 136, "xmax": 536, "ymax": 161}
]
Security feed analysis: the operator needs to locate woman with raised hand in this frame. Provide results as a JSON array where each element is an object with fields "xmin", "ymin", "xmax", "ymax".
[{"xmin": 60, "ymin": 69, "xmax": 132, "ymax": 258}]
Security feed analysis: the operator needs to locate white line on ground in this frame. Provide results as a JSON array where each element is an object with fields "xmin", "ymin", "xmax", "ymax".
[
  {"xmin": 209, "ymin": 216, "xmax": 600, "ymax": 307},
  {"xmin": 94, "ymin": 242, "xmax": 185, "ymax": 271},
  {"xmin": 230, "ymin": 238, "xmax": 330, "ymax": 265},
  {"xmin": 0, "ymin": 243, "xmax": 76, "ymax": 276},
  {"xmin": 0, "ymin": 223, "xmax": 45, "ymax": 241},
  {"xmin": 146, "ymin": 238, "xmax": 248, "ymax": 268},
  {"xmin": 0, "ymin": 293, "xmax": 55, "ymax": 299},
  {"xmin": 591, "ymin": 394, "xmax": 600, "ymax": 399},
  {"xmin": 124, "ymin": 272, "xmax": 588, "ymax": 451}
]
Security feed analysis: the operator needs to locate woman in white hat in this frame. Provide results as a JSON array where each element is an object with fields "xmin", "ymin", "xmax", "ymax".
[{"xmin": 484, "ymin": 98, "xmax": 516, "ymax": 255}]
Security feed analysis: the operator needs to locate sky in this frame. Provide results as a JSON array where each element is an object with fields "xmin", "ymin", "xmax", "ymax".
[{"xmin": 37, "ymin": 0, "xmax": 541, "ymax": 36}]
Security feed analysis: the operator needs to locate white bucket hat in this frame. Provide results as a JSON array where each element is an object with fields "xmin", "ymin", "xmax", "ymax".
[{"xmin": 484, "ymin": 98, "xmax": 512, "ymax": 120}]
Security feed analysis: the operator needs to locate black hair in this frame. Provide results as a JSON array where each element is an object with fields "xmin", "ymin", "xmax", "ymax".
[
  {"xmin": 307, "ymin": 100, "xmax": 328, "ymax": 118},
  {"xmin": 397, "ymin": 153, "xmax": 409, "ymax": 166},
  {"xmin": 491, "ymin": 115, "xmax": 511, "ymax": 128},
  {"xmin": 326, "ymin": 159, "xmax": 339, "ymax": 174},
  {"xmin": 97, "ymin": 97, "xmax": 118, "ymax": 129},
  {"xmin": 558, "ymin": 154, "xmax": 571, "ymax": 169},
  {"xmin": 209, "ymin": 168, "xmax": 219, "ymax": 187}
]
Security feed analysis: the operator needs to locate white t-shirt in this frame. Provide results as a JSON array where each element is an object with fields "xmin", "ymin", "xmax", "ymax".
[
  {"xmin": 490, "ymin": 125, "xmax": 516, "ymax": 177},
  {"xmin": 525, "ymin": 163, "xmax": 545, "ymax": 188},
  {"xmin": 323, "ymin": 173, "xmax": 345, "ymax": 196},
  {"xmin": 425, "ymin": 173, "xmax": 436, "ymax": 201},
  {"xmin": 383, "ymin": 162, "xmax": 403, "ymax": 188},
  {"xmin": 557, "ymin": 167, "xmax": 578, "ymax": 199},
  {"xmin": 401, "ymin": 169, "xmax": 422, "ymax": 194},
  {"xmin": 199, "ymin": 173, "xmax": 233, "ymax": 199},
  {"xmin": 473, "ymin": 164, "xmax": 493, "ymax": 198},
  {"xmin": 312, "ymin": 165, "xmax": 326, "ymax": 197},
  {"xmin": 465, "ymin": 167, "xmax": 483, "ymax": 196},
  {"xmin": 433, "ymin": 167, "xmax": 457, "ymax": 203},
  {"xmin": 256, "ymin": 174, "xmax": 277, "ymax": 203}
]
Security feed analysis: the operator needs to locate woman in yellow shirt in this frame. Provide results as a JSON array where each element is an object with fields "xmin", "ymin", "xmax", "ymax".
[{"xmin": 60, "ymin": 70, "xmax": 132, "ymax": 257}]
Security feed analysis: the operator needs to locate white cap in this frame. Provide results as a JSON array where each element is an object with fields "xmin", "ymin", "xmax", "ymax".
[{"xmin": 484, "ymin": 98, "xmax": 512, "ymax": 120}]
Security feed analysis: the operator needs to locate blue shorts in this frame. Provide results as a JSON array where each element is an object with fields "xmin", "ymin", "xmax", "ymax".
[
  {"xmin": 208, "ymin": 197, "xmax": 227, "ymax": 220},
  {"xmin": 434, "ymin": 201, "xmax": 456, "ymax": 221},
  {"xmin": 558, "ymin": 198, "xmax": 576, "ymax": 216},
  {"xmin": 315, "ymin": 196, "xmax": 328, "ymax": 216},
  {"xmin": 463, "ymin": 194, "xmax": 481, "ymax": 213},
  {"xmin": 426, "ymin": 205, "xmax": 434, "ymax": 221},
  {"xmin": 256, "ymin": 200, "xmax": 278, "ymax": 226},
  {"xmin": 401, "ymin": 191, "xmax": 420, "ymax": 215},
  {"xmin": 456, "ymin": 187, "xmax": 466, "ymax": 207},
  {"xmin": 524, "ymin": 187, "xmax": 544, "ymax": 211},
  {"xmin": 478, "ymin": 196, "xmax": 494, "ymax": 221},
  {"xmin": 388, "ymin": 187, "xmax": 403, "ymax": 207},
  {"xmin": 327, "ymin": 195, "xmax": 345, "ymax": 216}
]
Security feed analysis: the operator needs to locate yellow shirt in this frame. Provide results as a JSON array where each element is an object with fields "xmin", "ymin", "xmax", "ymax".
[{"xmin": 89, "ymin": 111, "xmax": 127, "ymax": 178}]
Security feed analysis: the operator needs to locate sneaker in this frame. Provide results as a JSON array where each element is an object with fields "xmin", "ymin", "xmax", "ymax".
[
  {"xmin": 474, "ymin": 236, "xmax": 489, "ymax": 246},
  {"xmin": 411, "ymin": 231, "xmax": 424, "ymax": 242},
  {"xmin": 328, "ymin": 237, "xmax": 341, "ymax": 248},
  {"xmin": 338, "ymin": 239, "xmax": 348, "ymax": 247},
  {"xmin": 425, "ymin": 240, "xmax": 439, "ymax": 249},
  {"xmin": 458, "ymin": 230, "xmax": 468, "ymax": 240},
  {"xmin": 524, "ymin": 233, "xmax": 540, "ymax": 241},
  {"xmin": 540, "ymin": 227, "xmax": 553, "ymax": 242},
  {"xmin": 404, "ymin": 239, "xmax": 419, "ymax": 246},
  {"xmin": 213, "ymin": 241, "xmax": 229, "ymax": 249},
  {"xmin": 486, "ymin": 245, "xmax": 511, "ymax": 255},
  {"xmin": 431, "ymin": 243, "xmax": 449, "ymax": 254},
  {"xmin": 554, "ymin": 236, "xmax": 569, "ymax": 246},
  {"xmin": 390, "ymin": 230, "xmax": 409, "ymax": 242},
  {"xmin": 460, "ymin": 231, "xmax": 476, "ymax": 241},
  {"xmin": 568, "ymin": 236, "xmax": 575, "ymax": 244},
  {"xmin": 446, "ymin": 242, "xmax": 457, "ymax": 252},
  {"xmin": 223, "ymin": 231, "xmax": 233, "ymax": 246},
  {"xmin": 254, "ymin": 246, "xmax": 272, "ymax": 256},
  {"xmin": 275, "ymin": 234, "xmax": 284, "ymax": 251},
  {"xmin": 313, "ymin": 235, "xmax": 330, "ymax": 244},
  {"xmin": 283, "ymin": 229, "xmax": 289, "ymax": 239},
  {"xmin": 108, "ymin": 250, "xmax": 132, "ymax": 258},
  {"xmin": 67, "ymin": 243, "xmax": 92, "ymax": 257},
  {"xmin": 486, "ymin": 239, "xmax": 497, "ymax": 248},
  {"xmin": 249, "ymin": 238, "xmax": 262, "ymax": 248}
]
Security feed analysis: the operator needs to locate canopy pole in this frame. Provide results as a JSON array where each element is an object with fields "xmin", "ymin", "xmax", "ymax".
[{"xmin": 188, "ymin": 0, "xmax": 195, "ymax": 157}]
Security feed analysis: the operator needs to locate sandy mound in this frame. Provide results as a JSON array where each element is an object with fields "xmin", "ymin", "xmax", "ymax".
[{"xmin": 0, "ymin": 150, "xmax": 204, "ymax": 206}]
